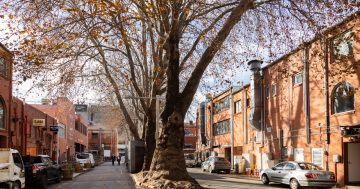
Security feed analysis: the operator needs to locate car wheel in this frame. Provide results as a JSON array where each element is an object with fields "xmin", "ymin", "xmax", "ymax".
[
  {"xmin": 12, "ymin": 181, "xmax": 21, "ymax": 189},
  {"xmin": 290, "ymin": 178, "xmax": 300, "ymax": 189},
  {"xmin": 55, "ymin": 171, "xmax": 61, "ymax": 183},
  {"xmin": 38, "ymin": 175, "xmax": 48, "ymax": 189},
  {"xmin": 261, "ymin": 174, "xmax": 269, "ymax": 185}
]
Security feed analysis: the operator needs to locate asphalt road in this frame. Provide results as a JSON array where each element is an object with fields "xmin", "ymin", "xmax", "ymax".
[
  {"xmin": 48, "ymin": 162, "xmax": 136, "ymax": 189},
  {"xmin": 187, "ymin": 167, "xmax": 290, "ymax": 189}
]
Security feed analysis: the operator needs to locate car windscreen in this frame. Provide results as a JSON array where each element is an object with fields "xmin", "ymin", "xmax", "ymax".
[
  {"xmin": 77, "ymin": 154, "xmax": 89, "ymax": 159},
  {"xmin": 185, "ymin": 154, "xmax": 194, "ymax": 160},
  {"xmin": 0, "ymin": 151, "xmax": 9, "ymax": 163},
  {"xmin": 298, "ymin": 163, "xmax": 322, "ymax": 170}
]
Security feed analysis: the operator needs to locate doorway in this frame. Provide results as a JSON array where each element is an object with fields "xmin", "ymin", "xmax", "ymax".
[
  {"xmin": 345, "ymin": 142, "xmax": 360, "ymax": 185},
  {"xmin": 225, "ymin": 147, "xmax": 231, "ymax": 163}
]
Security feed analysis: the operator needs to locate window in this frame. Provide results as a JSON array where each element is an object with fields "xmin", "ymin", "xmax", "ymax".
[
  {"xmin": 0, "ymin": 57, "xmax": 5, "ymax": 77},
  {"xmin": 92, "ymin": 133, "xmax": 99, "ymax": 139},
  {"xmin": 214, "ymin": 96, "xmax": 230, "ymax": 113},
  {"xmin": 234, "ymin": 100, "xmax": 242, "ymax": 113},
  {"xmin": 332, "ymin": 82, "xmax": 354, "ymax": 114},
  {"xmin": 184, "ymin": 144, "xmax": 193, "ymax": 148},
  {"xmin": 58, "ymin": 124, "xmax": 65, "ymax": 138},
  {"xmin": 246, "ymin": 98, "xmax": 250, "ymax": 107},
  {"xmin": 0, "ymin": 98, "xmax": 4, "ymax": 129},
  {"xmin": 213, "ymin": 119, "xmax": 230, "ymax": 136},
  {"xmin": 331, "ymin": 29, "xmax": 353, "ymax": 62},
  {"xmin": 293, "ymin": 72, "xmax": 303, "ymax": 85},
  {"xmin": 284, "ymin": 163, "xmax": 296, "ymax": 170},
  {"xmin": 12, "ymin": 153, "xmax": 23, "ymax": 169},
  {"xmin": 274, "ymin": 162, "xmax": 286, "ymax": 170},
  {"xmin": 271, "ymin": 84, "xmax": 277, "ymax": 96},
  {"xmin": 265, "ymin": 85, "xmax": 269, "ymax": 98},
  {"xmin": 312, "ymin": 148, "xmax": 323, "ymax": 168}
]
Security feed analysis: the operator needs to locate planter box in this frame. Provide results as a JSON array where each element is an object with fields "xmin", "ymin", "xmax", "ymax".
[{"xmin": 62, "ymin": 170, "xmax": 73, "ymax": 180}]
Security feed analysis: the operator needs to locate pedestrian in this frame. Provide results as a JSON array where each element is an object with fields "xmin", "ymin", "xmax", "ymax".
[
  {"xmin": 117, "ymin": 156, "xmax": 120, "ymax": 165},
  {"xmin": 111, "ymin": 154, "xmax": 115, "ymax": 165}
]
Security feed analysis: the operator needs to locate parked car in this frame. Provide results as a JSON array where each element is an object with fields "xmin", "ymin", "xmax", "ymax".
[
  {"xmin": 201, "ymin": 156, "xmax": 230, "ymax": 174},
  {"xmin": 76, "ymin": 153, "xmax": 95, "ymax": 168},
  {"xmin": 22, "ymin": 155, "xmax": 61, "ymax": 189},
  {"xmin": 0, "ymin": 148, "xmax": 26, "ymax": 189},
  {"xmin": 260, "ymin": 161, "xmax": 336, "ymax": 189},
  {"xmin": 185, "ymin": 154, "xmax": 196, "ymax": 168}
]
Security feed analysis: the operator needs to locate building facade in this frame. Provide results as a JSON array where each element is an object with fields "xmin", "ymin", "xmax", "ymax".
[
  {"xmin": 196, "ymin": 12, "xmax": 360, "ymax": 187},
  {"xmin": 184, "ymin": 121, "xmax": 197, "ymax": 155},
  {"xmin": 0, "ymin": 43, "xmax": 12, "ymax": 148}
]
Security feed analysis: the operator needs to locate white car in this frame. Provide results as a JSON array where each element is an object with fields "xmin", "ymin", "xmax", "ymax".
[
  {"xmin": 0, "ymin": 148, "xmax": 25, "ymax": 189},
  {"xmin": 76, "ymin": 153, "xmax": 95, "ymax": 168}
]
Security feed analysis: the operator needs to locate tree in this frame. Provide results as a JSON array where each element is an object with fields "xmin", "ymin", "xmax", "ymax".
[{"xmin": 2, "ymin": 0, "xmax": 356, "ymax": 188}]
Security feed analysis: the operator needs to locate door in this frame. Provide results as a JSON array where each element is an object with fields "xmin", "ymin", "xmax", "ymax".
[
  {"xmin": 347, "ymin": 142, "xmax": 360, "ymax": 184},
  {"xmin": 268, "ymin": 162, "xmax": 286, "ymax": 183},
  {"xmin": 281, "ymin": 163, "xmax": 296, "ymax": 184}
]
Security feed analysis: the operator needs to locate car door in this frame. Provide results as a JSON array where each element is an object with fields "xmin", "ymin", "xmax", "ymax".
[
  {"xmin": 268, "ymin": 162, "xmax": 286, "ymax": 183},
  {"xmin": 281, "ymin": 163, "xmax": 296, "ymax": 184},
  {"xmin": 43, "ymin": 157, "xmax": 55, "ymax": 179}
]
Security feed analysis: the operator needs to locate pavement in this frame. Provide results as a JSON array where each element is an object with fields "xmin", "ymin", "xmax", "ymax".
[{"xmin": 48, "ymin": 162, "xmax": 136, "ymax": 189}]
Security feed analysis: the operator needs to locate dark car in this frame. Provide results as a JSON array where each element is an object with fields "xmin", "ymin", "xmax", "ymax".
[{"xmin": 23, "ymin": 155, "xmax": 62, "ymax": 189}]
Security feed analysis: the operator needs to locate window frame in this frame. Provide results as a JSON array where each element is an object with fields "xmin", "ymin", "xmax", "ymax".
[
  {"xmin": 0, "ymin": 57, "xmax": 6, "ymax": 78},
  {"xmin": 234, "ymin": 100, "xmax": 242, "ymax": 114},
  {"xmin": 265, "ymin": 85, "xmax": 269, "ymax": 98},
  {"xmin": 271, "ymin": 84, "xmax": 277, "ymax": 97},
  {"xmin": 0, "ymin": 97, "xmax": 5, "ymax": 129},
  {"xmin": 331, "ymin": 29, "xmax": 354, "ymax": 63},
  {"xmin": 292, "ymin": 72, "xmax": 303, "ymax": 86},
  {"xmin": 331, "ymin": 82, "xmax": 355, "ymax": 114}
]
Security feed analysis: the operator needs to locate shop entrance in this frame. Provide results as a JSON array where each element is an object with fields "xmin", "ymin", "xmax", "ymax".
[{"xmin": 345, "ymin": 142, "xmax": 360, "ymax": 185}]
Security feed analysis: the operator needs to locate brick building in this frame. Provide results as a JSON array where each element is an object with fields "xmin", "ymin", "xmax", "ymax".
[
  {"xmin": 196, "ymin": 12, "xmax": 360, "ymax": 187},
  {"xmin": 184, "ymin": 121, "xmax": 197, "ymax": 154},
  {"xmin": 33, "ymin": 97, "xmax": 88, "ymax": 162},
  {"xmin": 0, "ymin": 43, "xmax": 12, "ymax": 148}
]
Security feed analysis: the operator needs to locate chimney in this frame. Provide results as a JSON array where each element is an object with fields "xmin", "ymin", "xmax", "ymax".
[{"xmin": 248, "ymin": 60, "xmax": 263, "ymax": 130}]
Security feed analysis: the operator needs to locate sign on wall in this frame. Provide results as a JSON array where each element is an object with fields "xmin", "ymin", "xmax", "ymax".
[{"xmin": 32, "ymin": 119, "xmax": 45, "ymax": 127}]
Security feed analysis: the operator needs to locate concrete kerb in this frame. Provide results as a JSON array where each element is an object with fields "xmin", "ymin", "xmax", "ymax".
[{"xmin": 73, "ymin": 167, "xmax": 93, "ymax": 179}]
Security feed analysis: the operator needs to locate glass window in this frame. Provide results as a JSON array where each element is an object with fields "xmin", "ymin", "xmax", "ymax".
[
  {"xmin": 332, "ymin": 82, "xmax": 354, "ymax": 114},
  {"xmin": 265, "ymin": 85, "xmax": 269, "ymax": 98},
  {"xmin": 293, "ymin": 72, "xmax": 303, "ymax": 85},
  {"xmin": 213, "ymin": 119, "xmax": 230, "ymax": 136},
  {"xmin": 0, "ymin": 57, "xmax": 5, "ymax": 76},
  {"xmin": 12, "ymin": 153, "xmax": 23, "ymax": 169},
  {"xmin": 331, "ymin": 29, "xmax": 353, "ymax": 62},
  {"xmin": 274, "ymin": 162, "xmax": 286, "ymax": 170},
  {"xmin": 0, "ymin": 98, "xmax": 4, "ymax": 129},
  {"xmin": 284, "ymin": 163, "xmax": 296, "ymax": 170},
  {"xmin": 312, "ymin": 148, "xmax": 323, "ymax": 168},
  {"xmin": 298, "ymin": 162, "xmax": 322, "ymax": 170},
  {"xmin": 234, "ymin": 100, "xmax": 242, "ymax": 113},
  {"xmin": 214, "ymin": 96, "xmax": 230, "ymax": 113},
  {"xmin": 271, "ymin": 84, "xmax": 277, "ymax": 96}
]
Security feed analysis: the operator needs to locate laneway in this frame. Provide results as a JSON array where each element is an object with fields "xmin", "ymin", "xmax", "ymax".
[
  {"xmin": 188, "ymin": 168, "xmax": 289, "ymax": 189},
  {"xmin": 48, "ymin": 162, "xmax": 136, "ymax": 189}
]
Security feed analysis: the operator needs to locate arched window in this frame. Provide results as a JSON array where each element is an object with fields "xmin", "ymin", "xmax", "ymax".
[
  {"xmin": 332, "ymin": 82, "xmax": 355, "ymax": 114},
  {"xmin": 0, "ymin": 97, "xmax": 4, "ymax": 129}
]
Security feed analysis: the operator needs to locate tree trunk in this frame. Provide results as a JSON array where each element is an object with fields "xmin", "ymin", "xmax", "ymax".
[
  {"xmin": 140, "ymin": 111, "xmax": 201, "ymax": 188},
  {"xmin": 142, "ymin": 105, "xmax": 157, "ymax": 171}
]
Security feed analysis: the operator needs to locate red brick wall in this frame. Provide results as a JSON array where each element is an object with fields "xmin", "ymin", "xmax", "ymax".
[{"xmin": 0, "ymin": 45, "xmax": 12, "ymax": 148}]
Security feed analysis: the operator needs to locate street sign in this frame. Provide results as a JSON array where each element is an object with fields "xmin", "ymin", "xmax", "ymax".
[
  {"xmin": 50, "ymin": 125, "xmax": 59, "ymax": 132},
  {"xmin": 33, "ymin": 119, "xmax": 45, "ymax": 127}
]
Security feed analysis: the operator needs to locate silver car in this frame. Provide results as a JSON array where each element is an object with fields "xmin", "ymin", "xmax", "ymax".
[
  {"xmin": 260, "ymin": 161, "xmax": 336, "ymax": 189},
  {"xmin": 201, "ymin": 156, "xmax": 230, "ymax": 174}
]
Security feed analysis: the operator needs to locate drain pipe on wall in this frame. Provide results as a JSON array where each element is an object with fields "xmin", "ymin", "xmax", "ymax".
[
  {"xmin": 303, "ymin": 46, "xmax": 310, "ymax": 144},
  {"xmin": 322, "ymin": 36, "xmax": 330, "ymax": 171},
  {"xmin": 230, "ymin": 87, "xmax": 234, "ymax": 170}
]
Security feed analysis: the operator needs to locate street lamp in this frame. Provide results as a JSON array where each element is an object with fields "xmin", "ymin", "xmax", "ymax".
[{"xmin": 125, "ymin": 95, "xmax": 164, "ymax": 139}]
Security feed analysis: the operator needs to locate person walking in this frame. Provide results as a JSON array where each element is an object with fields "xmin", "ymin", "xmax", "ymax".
[
  {"xmin": 117, "ymin": 156, "xmax": 120, "ymax": 165},
  {"xmin": 111, "ymin": 154, "xmax": 115, "ymax": 165}
]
